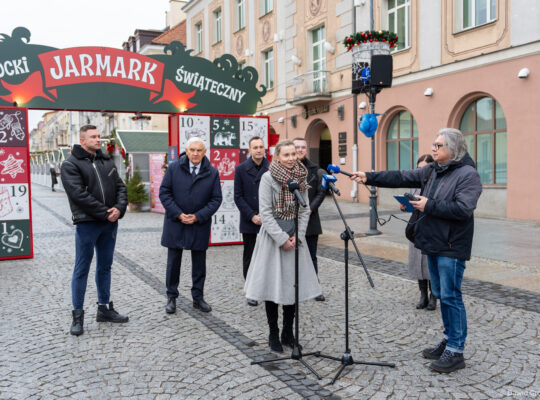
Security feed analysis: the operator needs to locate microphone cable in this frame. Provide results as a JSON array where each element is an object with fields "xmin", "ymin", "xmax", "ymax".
[{"xmin": 357, "ymin": 181, "xmax": 426, "ymax": 227}]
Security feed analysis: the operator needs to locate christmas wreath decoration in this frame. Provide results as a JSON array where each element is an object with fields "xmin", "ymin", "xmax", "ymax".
[{"xmin": 343, "ymin": 30, "xmax": 398, "ymax": 52}]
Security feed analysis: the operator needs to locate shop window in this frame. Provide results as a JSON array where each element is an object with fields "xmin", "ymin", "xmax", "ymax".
[
  {"xmin": 386, "ymin": 110, "xmax": 418, "ymax": 170},
  {"xmin": 459, "ymin": 96, "xmax": 506, "ymax": 184}
]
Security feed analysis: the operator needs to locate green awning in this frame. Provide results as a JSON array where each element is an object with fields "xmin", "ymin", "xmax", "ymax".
[{"xmin": 116, "ymin": 130, "xmax": 168, "ymax": 153}]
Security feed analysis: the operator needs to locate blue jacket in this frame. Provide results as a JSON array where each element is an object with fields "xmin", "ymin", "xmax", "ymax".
[
  {"xmin": 366, "ymin": 153, "xmax": 482, "ymax": 260},
  {"xmin": 159, "ymin": 154, "xmax": 222, "ymax": 250},
  {"xmin": 234, "ymin": 157, "xmax": 270, "ymax": 234}
]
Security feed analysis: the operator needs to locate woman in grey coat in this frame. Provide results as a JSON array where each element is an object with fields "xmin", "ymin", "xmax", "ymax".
[
  {"xmin": 244, "ymin": 140, "xmax": 322, "ymax": 353},
  {"xmin": 403, "ymin": 154, "xmax": 436, "ymax": 311}
]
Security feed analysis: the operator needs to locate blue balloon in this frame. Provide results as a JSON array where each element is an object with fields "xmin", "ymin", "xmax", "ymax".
[{"xmin": 359, "ymin": 113, "xmax": 381, "ymax": 138}]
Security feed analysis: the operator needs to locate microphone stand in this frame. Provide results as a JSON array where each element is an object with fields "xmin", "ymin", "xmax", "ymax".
[
  {"xmin": 251, "ymin": 197, "xmax": 322, "ymax": 380},
  {"xmin": 315, "ymin": 185, "xmax": 395, "ymax": 384}
]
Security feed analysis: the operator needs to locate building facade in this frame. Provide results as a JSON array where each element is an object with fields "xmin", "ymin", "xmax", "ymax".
[{"xmin": 179, "ymin": 0, "xmax": 540, "ymax": 221}]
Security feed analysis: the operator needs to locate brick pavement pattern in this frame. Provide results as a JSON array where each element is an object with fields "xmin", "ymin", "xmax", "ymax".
[{"xmin": 0, "ymin": 185, "xmax": 539, "ymax": 399}]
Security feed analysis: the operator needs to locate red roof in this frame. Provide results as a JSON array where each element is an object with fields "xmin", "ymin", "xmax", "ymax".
[{"xmin": 152, "ymin": 21, "xmax": 186, "ymax": 45}]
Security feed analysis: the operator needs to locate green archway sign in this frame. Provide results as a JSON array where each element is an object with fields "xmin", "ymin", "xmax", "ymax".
[{"xmin": 0, "ymin": 27, "xmax": 267, "ymax": 114}]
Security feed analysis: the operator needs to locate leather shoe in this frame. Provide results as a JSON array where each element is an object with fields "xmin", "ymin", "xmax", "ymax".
[
  {"xmin": 247, "ymin": 299, "xmax": 258, "ymax": 307},
  {"xmin": 166, "ymin": 298, "xmax": 176, "ymax": 314},
  {"xmin": 315, "ymin": 294, "xmax": 325, "ymax": 302},
  {"xmin": 193, "ymin": 298, "xmax": 212, "ymax": 313},
  {"xmin": 96, "ymin": 302, "xmax": 128, "ymax": 323}
]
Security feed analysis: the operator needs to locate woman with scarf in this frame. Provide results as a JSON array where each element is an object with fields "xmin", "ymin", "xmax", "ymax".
[{"xmin": 244, "ymin": 140, "xmax": 322, "ymax": 353}]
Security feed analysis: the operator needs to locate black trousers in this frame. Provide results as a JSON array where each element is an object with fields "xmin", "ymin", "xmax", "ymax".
[
  {"xmin": 265, "ymin": 301, "xmax": 295, "ymax": 332},
  {"xmin": 306, "ymin": 235, "xmax": 319, "ymax": 275},
  {"xmin": 242, "ymin": 233, "xmax": 257, "ymax": 280},
  {"xmin": 165, "ymin": 248, "xmax": 206, "ymax": 301}
]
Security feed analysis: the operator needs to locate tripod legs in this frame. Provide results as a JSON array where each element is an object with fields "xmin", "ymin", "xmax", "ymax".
[
  {"xmin": 316, "ymin": 352, "xmax": 395, "ymax": 384},
  {"xmin": 251, "ymin": 348, "xmax": 322, "ymax": 380}
]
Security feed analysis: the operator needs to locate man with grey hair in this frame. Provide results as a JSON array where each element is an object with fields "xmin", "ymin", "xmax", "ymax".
[
  {"xmin": 160, "ymin": 137, "xmax": 222, "ymax": 314},
  {"xmin": 351, "ymin": 128, "xmax": 482, "ymax": 373}
]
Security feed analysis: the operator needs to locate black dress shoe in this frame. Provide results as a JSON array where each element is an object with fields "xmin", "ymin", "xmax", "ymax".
[
  {"xmin": 430, "ymin": 349, "xmax": 465, "ymax": 373},
  {"xmin": 70, "ymin": 309, "xmax": 84, "ymax": 336},
  {"xmin": 166, "ymin": 298, "xmax": 176, "ymax": 314},
  {"xmin": 193, "ymin": 298, "xmax": 212, "ymax": 312},
  {"xmin": 247, "ymin": 299, "xmax": 258, "ymax": 307},
  {"xmin": 96, "ymin": 302, "xmax": 129, "ymax": 323},
  {"xmin": 422, "ymin": 339, "xmax": 448, "ymax": 360},
  {"xmin": 315, "ymin": 294, "xmax": 325, "ymax": 302}
]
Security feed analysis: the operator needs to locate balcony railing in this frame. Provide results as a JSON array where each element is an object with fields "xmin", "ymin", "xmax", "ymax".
[{"xmin": 289, "ymin": 70, "xmax": 331, "ymax": 105}]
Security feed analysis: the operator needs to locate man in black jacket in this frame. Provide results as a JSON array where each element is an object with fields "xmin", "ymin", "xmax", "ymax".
[
  {"xmin": 234, "ymin": 136, "xmax": 270, "ymax": 306},
  {"xmin": 61, "ymin": 125, "xmax": 129, "ymax": 336},
  {"xmin": 293, "ymin": 137, "xmax": 326, "ymax": 301},
  {"xmin": 352, "ymin": 128, "xmax": 482, "ymax": 373}
]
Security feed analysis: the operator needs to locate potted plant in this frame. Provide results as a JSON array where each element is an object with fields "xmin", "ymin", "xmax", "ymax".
[{"xmin": 125, "ymin": 166, "xmax": 148, "ymax": 212}]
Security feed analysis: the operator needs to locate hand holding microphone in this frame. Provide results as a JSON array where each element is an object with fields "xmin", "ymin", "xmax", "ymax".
[{"xmin": 327, "ymin": 164, "xmax": 367, "ymax": 184}]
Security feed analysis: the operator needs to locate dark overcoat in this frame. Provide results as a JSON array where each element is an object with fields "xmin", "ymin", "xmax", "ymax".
[
  {"xmin": 159, "ymin": 154, "xmax": 222, "ymax": 251},
  {"xmin": 302, "ymin": 158, "xmax": 326, "ymax": 236},
  {"xmin": 233, "ymin": 157, "xmax": 270, "ymax": 234}
]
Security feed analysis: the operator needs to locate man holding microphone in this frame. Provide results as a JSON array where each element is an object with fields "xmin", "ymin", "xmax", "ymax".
[{"xmin": 351, "ymin": 128, "xmax": 482, "ymax": 373}]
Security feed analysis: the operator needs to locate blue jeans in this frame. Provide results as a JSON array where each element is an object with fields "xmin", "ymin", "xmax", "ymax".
[
  {"xmin": 427, "ymin": 255, "xmax": 467, "ymax": 353},
  {"xmin": 72, "ymin": 221, "xmax": 118, "ymax": 310}
]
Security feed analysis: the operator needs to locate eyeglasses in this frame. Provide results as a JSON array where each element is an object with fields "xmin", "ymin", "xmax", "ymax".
[{"xmin": 432, "ymin": 143, "xmax": 445, "ymax": 150}]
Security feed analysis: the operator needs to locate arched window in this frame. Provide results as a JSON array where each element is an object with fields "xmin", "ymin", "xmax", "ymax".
[
  {"xmin": 386, "ymin": 110, "xmax": 418, "ymax": 170},
  {"xmin": 459, "ymin": 97, "xmax": 506, "ymax": 184}
]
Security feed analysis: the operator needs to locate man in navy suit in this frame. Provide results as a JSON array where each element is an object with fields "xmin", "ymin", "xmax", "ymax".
[
  {"xmin": 160, "ymin": 137, "xmax": 222, "ymax": 314},
  {"xmin": 234, "ymin": 136, "xmax": 270, "ymax": 306}
]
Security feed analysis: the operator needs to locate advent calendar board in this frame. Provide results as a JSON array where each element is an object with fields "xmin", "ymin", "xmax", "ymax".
[
  {"xmin": 177, "ymin": 113, "xmax": 269, "ymax": 245},
  {"xmin": 0, "ymin": 107, "xmax": 33, "ymax": 260}
]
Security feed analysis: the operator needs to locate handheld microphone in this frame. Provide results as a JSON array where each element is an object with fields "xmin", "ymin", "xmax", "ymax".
[
  {"xmin": 286, "ymin": 179, "xmax": 307, "ymax": 207},
  {"xmin": 327, "ymin": 164, "xmax": 353, "ymax": 177},
  {"xmin": 322, "ymin": 174, "xmax": 341, "ymax": 196}
]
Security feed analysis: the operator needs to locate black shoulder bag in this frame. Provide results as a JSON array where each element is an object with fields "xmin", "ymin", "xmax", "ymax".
[{"xmin": 405, "ymin": 165, "xmax": 433, "ymax": 243}]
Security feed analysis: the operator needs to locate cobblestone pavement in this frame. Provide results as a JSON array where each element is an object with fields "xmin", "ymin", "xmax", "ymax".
[{"xmin": 1, "ymin": 185, "xmax": 539, "ymax": 399}]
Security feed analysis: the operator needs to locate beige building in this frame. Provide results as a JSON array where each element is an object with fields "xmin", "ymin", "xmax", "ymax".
[{"xmin": 178, "ymin": 0, "xmax": 540, "ymax": 221}]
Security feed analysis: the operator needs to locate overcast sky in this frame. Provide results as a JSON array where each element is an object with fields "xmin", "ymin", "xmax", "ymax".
[{"xmin": 0, "ymin": 0, "xmax": 171, "ymax": 130}]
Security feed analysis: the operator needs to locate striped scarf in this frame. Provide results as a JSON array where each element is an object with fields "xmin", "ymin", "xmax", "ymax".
[{"xmin": 269, "ymin": 160, "xmax": 309, "ymax": 220}]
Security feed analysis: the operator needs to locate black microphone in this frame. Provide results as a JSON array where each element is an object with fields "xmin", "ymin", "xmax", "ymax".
[
  {"xmin": 327, "ymin": 164, "xmax": 353, "ymax": 177},
  {"xmin": 287, "ymin": 179, "xmax": 307, "ymax": 207}
]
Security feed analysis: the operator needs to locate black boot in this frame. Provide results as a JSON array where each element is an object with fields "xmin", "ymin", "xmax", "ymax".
[
  {"xmin": 280, "ymin": 305, "xmax": 296, "ymax": 348},
  {"xmin": 416, "ymin": 280, "xmax": 429, "ymax": 309},
  {"xmin": 422, "ymin": 338, "xmax": 448, "ymax": 360},
  {"xmin": 70, "ymin": 309, "xmax": 84, "ymax": 336},
  {"xmin": 96, "ymin": 302, "xmax": 129, "ymax": 323},
  {"xmin": 430, "ymin": 349, "xmax": 465, "ymax": 373},
  {"xmin": 426, "ymin": 281, "xmax": 437, "ymax": 311},
  {"xmin": 265, "ymin": 302, "xmax": 283, "ymax": 353}
]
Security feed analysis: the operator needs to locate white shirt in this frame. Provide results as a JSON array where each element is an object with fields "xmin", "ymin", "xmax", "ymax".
[{"xmin": 189, "ymin": 161, "xmax": 201, "ymax": 176}]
